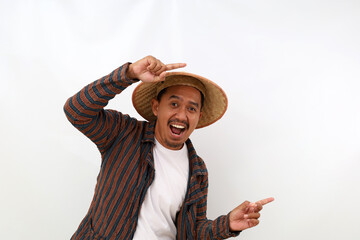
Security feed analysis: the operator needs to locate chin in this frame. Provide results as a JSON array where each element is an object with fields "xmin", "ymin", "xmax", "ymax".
[{"xmin": 164, "ymin": 139, "xmax": 185, "ymax": 150}]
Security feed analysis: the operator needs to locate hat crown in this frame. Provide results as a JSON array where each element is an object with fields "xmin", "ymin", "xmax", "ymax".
[{"xmin": 156, "ymin": 75, "xmax": 207, "ymax": 98}]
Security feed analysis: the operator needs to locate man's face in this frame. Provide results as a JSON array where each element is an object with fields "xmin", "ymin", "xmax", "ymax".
[{"xmin": 151, "ymin": 85, "xmax": 202, "ymax": 150}]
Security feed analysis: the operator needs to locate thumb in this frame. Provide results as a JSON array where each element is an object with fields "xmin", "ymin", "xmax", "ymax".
[
  {"xmin": 159, "ymin": 71, "xmax": 168, "ymax": 81},
  {"xmin": 154, "ymin": 71, "xmax": 168, "ymax": 82},
  {"xmin": 231, "ymin": 201, "xmax": 250, "ymax": 219},
  {"xmin": 237, "ymin": 201, "xmax": 251, "ymax": 212}
]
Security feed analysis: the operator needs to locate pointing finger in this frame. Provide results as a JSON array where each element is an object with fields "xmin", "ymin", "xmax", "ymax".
[
  {"xmin": 248, "ymin": 197, "xmax": 274, "ymax": 212},
  {"xmin": 256, "ymin": 197, "xmax": 274, "ymax": 206},
  {"xmin": 165, "ymin": 63, "xmax": 187, "ymax": 70}
]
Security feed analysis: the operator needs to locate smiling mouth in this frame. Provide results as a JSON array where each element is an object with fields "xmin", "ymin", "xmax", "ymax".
[{"xmin": 170, "ymin": 124, "xmax": 186, "ymax": 135}]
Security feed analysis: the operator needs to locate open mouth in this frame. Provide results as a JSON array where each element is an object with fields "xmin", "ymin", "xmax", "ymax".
[{"xmin": 170, "ymin": 124, "xmax": 186, "ymax": 136}]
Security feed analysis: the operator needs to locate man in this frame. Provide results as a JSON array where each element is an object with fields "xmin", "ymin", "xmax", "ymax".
[{"xmin": 64, "ymin": 55, "xmax": 273, "ymax": 240}]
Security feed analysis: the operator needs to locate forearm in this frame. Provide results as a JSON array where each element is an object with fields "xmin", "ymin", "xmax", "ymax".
[
  {"xmin": 64, "ymin": 63, "xmax": 136, "ymax": 124},
  {"xmin": 193, "ymin": 191, "xmax": 240, "ymax": 239},
  {"xmin": 196, "ymin": 214, "xmax": 240, "ymax": 240},
  {"xmin": 63, "ymin": 62, "xmax": 138, "ymax": 151}
]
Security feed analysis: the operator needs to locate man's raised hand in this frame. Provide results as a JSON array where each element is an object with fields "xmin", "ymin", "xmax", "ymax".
[{"xmin": 126, "ymin": 56, "xmax": 186, "ymax": 83}]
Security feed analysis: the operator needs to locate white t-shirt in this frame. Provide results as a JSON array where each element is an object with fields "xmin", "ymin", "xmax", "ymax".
[{"xmin": 132, "ymin": 138, "xmax": 189, "ymax": 240}]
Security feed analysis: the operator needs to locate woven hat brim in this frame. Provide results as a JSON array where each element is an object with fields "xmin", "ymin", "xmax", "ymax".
[{"xmin": 132, "ymin": 72, "xmax": 228, "ymax": 129}]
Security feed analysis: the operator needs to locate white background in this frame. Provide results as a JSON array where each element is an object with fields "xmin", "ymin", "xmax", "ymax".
[{"xmin": 1, "ymin": 0, "xmax": 359, "ymax": 239}]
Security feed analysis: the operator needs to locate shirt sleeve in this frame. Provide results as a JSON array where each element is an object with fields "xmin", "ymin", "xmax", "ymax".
[
  {"xmin": 195, "ymin": 176, "xmax": 241, "ymax": 239},
  {"xmin": 63, "ymin": 62, "xmax": 139, "ymax": 154}
]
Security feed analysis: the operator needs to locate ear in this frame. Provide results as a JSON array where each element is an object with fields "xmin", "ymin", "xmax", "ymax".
[{"xmin": 151, "ymin": 98, "xmax": 159, "ymax": 117}]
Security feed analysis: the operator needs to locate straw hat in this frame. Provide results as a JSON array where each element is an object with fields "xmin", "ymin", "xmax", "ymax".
[{"xmin": 132, "ymin": 72, "xmax": 228, "ymax": 128}]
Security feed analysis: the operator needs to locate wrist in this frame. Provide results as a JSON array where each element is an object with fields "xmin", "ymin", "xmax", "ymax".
[
  {"xmin": 227, "ymin": 213, "xmax": 242, "ymax": 237},
  {"xmin": 126, "ymin": 64, "xmax": 136, "ymax": 79}
]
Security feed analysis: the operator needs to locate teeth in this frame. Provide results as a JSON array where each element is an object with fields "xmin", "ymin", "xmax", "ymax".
[{"xmin": 171, "ymin": 124, "xmax": 185, "ymax": 129}]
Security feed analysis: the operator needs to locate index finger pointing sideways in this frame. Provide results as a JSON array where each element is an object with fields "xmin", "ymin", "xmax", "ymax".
[
  {"xmin": 256, "ymin": 197, "xmax": 275, "ymax": 206},
  {"xmin": 165, "ymin": 63, "xmax": 187, "ymax": 70}
]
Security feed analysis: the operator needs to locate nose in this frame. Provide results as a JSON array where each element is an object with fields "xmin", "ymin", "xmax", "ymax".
[{"xmin": 175, "ymin": 106, "xmax": 187, "ymax": 121}]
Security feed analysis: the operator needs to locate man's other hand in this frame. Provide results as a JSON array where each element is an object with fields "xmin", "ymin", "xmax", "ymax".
[
  {"xmin": 127, "ymin": 55, "xmax": 186, "ymax": 82},
  {"xmin": 229, "ymin": 197, "xmax": 274, "ymax": 232}
]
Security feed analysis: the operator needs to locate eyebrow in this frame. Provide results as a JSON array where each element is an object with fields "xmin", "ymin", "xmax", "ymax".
[{"xmin": 169, "ymin": 95, "xmax": 200, "ymax": 108}]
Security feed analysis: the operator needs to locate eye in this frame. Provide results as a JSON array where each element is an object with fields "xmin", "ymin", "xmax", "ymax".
[
  {"xmin": 188, "ymin": 106, "xmax": 197, "ymax": 112},
  {"xmin": 171, "ymin": 102, "xmax": 178, "ymax": 107}
]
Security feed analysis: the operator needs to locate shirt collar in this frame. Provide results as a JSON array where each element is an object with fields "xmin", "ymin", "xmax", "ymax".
[
  {"xmin": 185, "ymin": 139, "xmax": 207, "ymax": 177},
  {"xmin": 142, "ymin": 121, "xmax": 156, "ymax": 144}
]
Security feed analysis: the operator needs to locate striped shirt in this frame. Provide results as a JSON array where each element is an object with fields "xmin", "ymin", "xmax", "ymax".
[{"xmin": 64, "ymin": 63, "xmax": 239, "ymax": 240}]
